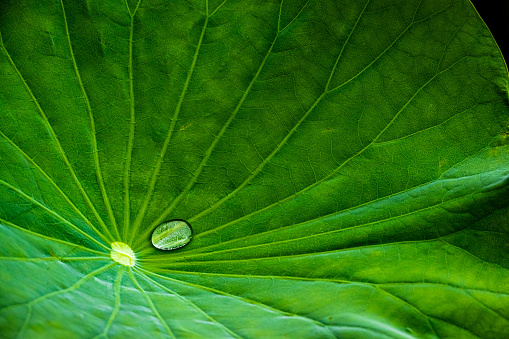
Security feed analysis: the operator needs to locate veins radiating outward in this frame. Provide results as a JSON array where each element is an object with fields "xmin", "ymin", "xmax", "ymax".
[
  {"xmin": 185, "ymin": 0, "xmax": 373, "ymax": 232},
  {"xmin": 128, "ymin": 269, "xmax": 176, "ymax": 339},
  {"xmin": 123, "ymin": 0, "xmax": 143, "ymax": 242},
  {"xmin": 59, "ymin": 0, "xmax": 119, "ymax": 242},
  {"xmin": 176, "ymin": 0, "xmax": 464, "ymax": 243},
  {"xmin": 92, "ymin": 266, "xmax": 125, "ymax": 339},
  {"xmin": 139, "ymin": 268, "xmax": 339, "ymax": 338},
  {"xmin": 0, "ymin": 263, "xmax": 115, "ymax": 339},
  {"xmin": 0, "ymin": 33, "xmax": 113, "ymax": 248},
  {"xmin": 128, "ymin": 0, "xmax": 211, "ymax": 246},
  {"xmin": 142, "ymin": 269, "xmax": 442, "ymax": 337},
  {"xmin": 134, "ymin": 268, "xmax": 244, "ymax": 338},
  {"xmin": 0, "ymin": 217, "xmax": 109, "ymax": 255},
  {"xmin": 192, "ymin": 50, "xmax": 466, "ymax": 242},
  {"xmin": 0, "ymin": 130, "xmax": 112, "ymax": 246},
  {"xmin": 0, "ymin": 179, "xmax": 109, "ymax": 251},
  {"xmin": 133, "ymin": 0, "xmax": 288, "ymax": 249}
]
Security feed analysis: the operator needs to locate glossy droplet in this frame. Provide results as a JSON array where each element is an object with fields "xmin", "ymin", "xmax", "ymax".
[
  {"xmin": 110, "ymin": 242, "xmax": 136, "ymax": 266},
  {"xmin": 151, "ymin": 219, "xmax": 193, "ymax": 250}
]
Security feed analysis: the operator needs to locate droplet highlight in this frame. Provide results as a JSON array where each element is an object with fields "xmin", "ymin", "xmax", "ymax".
[
  {"xmin": 151, "ymin": 219, "xmax": 193, "ymax": 251},
  {"xmin": 110, "ymin": 242, "xmax": 136, "ymax": 266}
]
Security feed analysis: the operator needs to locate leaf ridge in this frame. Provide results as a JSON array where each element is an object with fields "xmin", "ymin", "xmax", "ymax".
[
  {"xmin": 326, "ymin": 0, "xmax": 451, "ymax": 94},
  {"xmin": 188, "ymin": 0, "xmax": 372, "ymax": 225},
  {"xmin": 0, "ymin": 256, "xmax": 109, "ymax": 262},
  {"xmin": 93, "ymin": 266, "xmax": 125, "ymax": 339},
  {"xmin": 2, "ymin": 263, "xmax": 114, "ymax": 336},
  {"xmin": 0, "ymin": 39, "xmax": 111, "ymax": 246},
  {"xmin": 209, "ymin": 0, "xmax": 227, "ymax": 17},
  {"xmin": 140, "ymin": 268, "xmax": 337, "ymax": 339},
  {"xmin": 59, "ymin": 0, "xmax": 119, "ymax": 242},
  {"xmin": 134, "ymin": 4, "xmax": 284, "ymax": 248},
  {"xmin": 0, "ymin": 217, "xmax": 108, "ymax": 256},
  {"xmin": 194, "ymin": 54, "xmax": 469, "ymax": 240},
  {"xmin": 278, "ymin": 0, "xmax": 311, "ymax": 33},
  {"xmin": 123, "ymin": 0, "xmax": 143, "ymax": 241},
  {"xmin": 128, "ymin": 269, "xmax": 176, "ymax": 339},
  {"xmin": 0, "ymin": 130, "xmax": 113, "ymax": 245},
  {"xmin": 129, "ymin": 0, "xmax": 210, "ymax": 245},
  {"xmin": 154, "ymin": 269, "xmax": 509, "ymax": 296},
  {"xmin": 0, "ymin": 179, "xmax": 109, "ymax": 251},
  {"xmin": 135, "ymin": 268, "xmax": 244, "ymax": 339}
]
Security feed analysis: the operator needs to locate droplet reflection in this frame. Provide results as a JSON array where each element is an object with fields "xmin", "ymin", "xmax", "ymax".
[{"xmin": 151, "ymin": 219, "xmax": 193, "ymax": 251}]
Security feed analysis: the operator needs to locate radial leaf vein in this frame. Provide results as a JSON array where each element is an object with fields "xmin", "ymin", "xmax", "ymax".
[
  {"xmin": 93, "ymin": 266, "xmax": 125, "ymax": 339},
  {"xmin": 188, "ymin": 0, "xmax": 372, "ymax": 225},
  {"xmin": 3, "ymin": 263, "xmax": 115, "ymax": 338},
  {"xmin": 0, "ymin": 130, "xmax": 113, "ymax": 244},
  {"xmin": 0, "ymin": 217, "xmax": 108, "ymax": 255},
  {"xmin": 123, "ymin": 0, "xmax": 143, "ymax": 241},
  {"xmin": 59, "ymin": 0, "xmax": 119, "ymax": 241},
  {"xmin": 135, "ymin": 268, "xmax": 244, "ymax": 339},
  {"xmin": 140, "ymin": 269, "xmax": 337, "ymax": 338},
  {"xmin": 171, "ymin": 179, "xmax": 485, "ymax": 260},
  {"xmin": 128, "ymin": 269, "xmax": 176, "ymax": 339},
  {"xmin": 194, "ymin": 55, "xmax": 468, "ymax": 239},
  {"xmin": 129, "ymin": 0, "xmax": 210, "ymax": 245},
  {"xmin": 0, "ymin": 179, "xmax": 109, "ymax": 250},
  {"xmin": 0, "ymin": 39, "xmax": 111, "ymax": 245},
  {"xmin": 135, "ymin": 2, "xmax": 284, "ymax": 247}
]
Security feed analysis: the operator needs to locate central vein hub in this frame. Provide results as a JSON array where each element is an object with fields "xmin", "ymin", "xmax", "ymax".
[{"xmin": 110, "ymin": 242, "xmax": 136, "ymax": 267}]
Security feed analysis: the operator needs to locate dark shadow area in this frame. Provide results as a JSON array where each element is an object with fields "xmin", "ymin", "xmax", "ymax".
[{"xmin": 470, "ymin": 0, "xmax": 509, "ymax": 62}]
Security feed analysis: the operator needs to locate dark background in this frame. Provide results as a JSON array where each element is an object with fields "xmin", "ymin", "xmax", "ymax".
[{"xmin": 470, "ymin": 0, "xmax": 509, "ymax": 61}]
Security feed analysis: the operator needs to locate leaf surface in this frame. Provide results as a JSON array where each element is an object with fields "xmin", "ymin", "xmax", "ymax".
[{"xmin": 1, "ymin": 0, "xmax": 509, "ymax": 337}]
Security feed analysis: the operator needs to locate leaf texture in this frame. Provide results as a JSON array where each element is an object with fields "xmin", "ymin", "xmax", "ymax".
[{"xmin": 1, "ymin": 0, "xmax": 509, "ymax": 337}]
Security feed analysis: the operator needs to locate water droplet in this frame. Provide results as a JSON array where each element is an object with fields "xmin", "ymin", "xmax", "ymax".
[
  {"xmin": 110, "ymin": 242, "xmax": 136, "ymax": 266},
  {"xmin": 151, "ymin": 219, "xmax": 193, "ymax": 250}
]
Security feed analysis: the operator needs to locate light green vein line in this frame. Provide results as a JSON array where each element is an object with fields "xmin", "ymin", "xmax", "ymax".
[
  {"xmin": 278, "ymin": 0, "xmax": 311, "ymax": 33},
  {"xmin": 376, "ymin": 287, "xmax": 437, "ymax": 337},
  {"xmin": 0, "ymin": 179, "xmax": 109, "ymax": 251},
  {"xmin": 143, "ymin": 228, "xmax": 481, "ymax": 266},
  {"xmin": 170, "ymin": 172, "xmax": 465, "ymax": 257},
  {"xmin": 59, "ymin": 0, "xmax": 119, "ymax": 242},
  {"xmin": 123, "ymin": 0, "xmax": 132, "ymax": 15},
  {"xmin": 209, "ymin": 0, "xmax": 227, "ymax": 17},
  {"xmin": 128, "ymin": 269, "xmax": 176, "ymax": 339},
  {"xmin": 128, "ymin": 0, "xmax": 210, "ymax": 245},
  {"xmin": 373, "ymin": 103, "xmax": 479, "ymax": 146},
  {"xmin": 123, "ymin": 0, "xmax": 143, "ymax": 242},
  {"xmin": 139, "ymin": 268, "xmax": 337, "ymax": 339},
  {"xmin": 327, "ymin": 0, "xmax": 447, "ymax": 94},
  {"xmin": 435, "ymin": 17, "xmax": 467, "ymax": 74},
  {"xmin": 134, "ymin": 268, "xmax": 244, "ymax": 339},
  {"xmin": 157, "ymin": 177, "xmax": 483, "ymax": 260},
  {"xmin": 0, "ymin": 256, "xmax": 108, "ymax": 262},
  {"xmin": 5, "ymin": 263, "xmax": 114, "ymax": 337},
  {"xmin": 428, "ymin": 316, "xmax": 481, "ymax": 339},
  {"xmin": 15, "ymin": 304, "xmax": 31, "ymax": 339},
  {"xmin": 0, "ymin": 35, "xmax": 111, "ymax": 246},
  {"xmin": 0, "ymin": 130, "xmax": 112, "ymax": 245},
  {"xmin": 134, "ymin": 3, "xmax": 283, "ymax": 249},
  {"xmin": 93, "ymin": 266, "xmax": 125, "ymax": 339},
  {"xmin": 0, "ymin": 217, "xmax": 108, "ymax": 255},
  {"xmin": 463, "ymin": 291, "xmax": 509, "ymax": 321},
  {"xmin": 144, "ymin": 269, "xmax": 509, "ymax": 296},
  {"xmin": 188, "ymin": 0, "xmax": 371, "ymax": 226},
  {"xmin": 193, "ymin": 54, "xmax": 468, "ymax": 240}
]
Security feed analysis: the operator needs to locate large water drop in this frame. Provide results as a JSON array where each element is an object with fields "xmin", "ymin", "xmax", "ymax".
[{"xmin": 151, "ymin": 219, "xmax": 193, "ymax": 251}]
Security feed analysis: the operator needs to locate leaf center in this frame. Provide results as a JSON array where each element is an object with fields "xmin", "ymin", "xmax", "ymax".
[{"xmin": 110, "ymin": 242, "xmax": 136, "ymax": 266}]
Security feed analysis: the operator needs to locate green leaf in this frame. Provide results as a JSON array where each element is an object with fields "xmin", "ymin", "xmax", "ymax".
[{"xmin": 1, "ymin": 0, "xmax": 509, "ymax": 337}]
